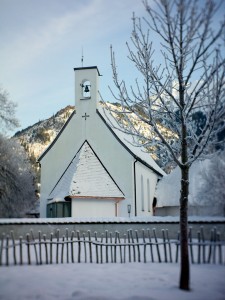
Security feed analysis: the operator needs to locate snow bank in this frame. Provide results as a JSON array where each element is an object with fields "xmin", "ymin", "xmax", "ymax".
[
  {"xmin": 156, "ymin": 160, "xmax": 210, "ymax": 207},
  {"xmin": 0, "ymin": 263, "xmax": 224, "ymax": 300}
]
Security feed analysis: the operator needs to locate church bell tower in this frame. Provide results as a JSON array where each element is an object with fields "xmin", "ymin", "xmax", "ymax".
[{"xmin": 74, "ymin": 66, "xmax": 101, "ymax": 118}]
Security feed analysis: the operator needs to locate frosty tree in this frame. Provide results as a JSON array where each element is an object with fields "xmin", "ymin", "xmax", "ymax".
[
  {"xmin": 0, "ymin": 134, "xmax": 37, "ymax": 218},
  {"xmin": 0, "ymin": 88, "xmax": 37, "ymax": 217},
  {"xmin": 106, "ymin": 0, "xmax": 225, "ymax": 290},
  {"xmin": 0, "ymin": 87, "xmax": 20, "ymax": 134},
  {"xmin": 197, "ymin": 151, "xmax": 225, "ymax": 213}
]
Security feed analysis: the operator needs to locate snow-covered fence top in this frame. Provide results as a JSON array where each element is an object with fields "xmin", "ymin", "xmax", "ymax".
[
  {"xmin": 0, "ymin": 216, "xmax": 225, "ymax": 224},
  {"xmin": 0, "ymin": 217, "xmax": 225, "ymax": 240}
]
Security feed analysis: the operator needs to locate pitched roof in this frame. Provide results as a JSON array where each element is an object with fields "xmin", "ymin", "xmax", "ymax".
[
  {"xmin": 38, "ymin": 105, "xmax": 165, "ymax": 177},
  {"xmin": 97, "ymin": 107, "xmax": 165, "ymax": 177},
  {"xmin": 48, "ymin": 141, "xmax": 124, "ymax": 200}
]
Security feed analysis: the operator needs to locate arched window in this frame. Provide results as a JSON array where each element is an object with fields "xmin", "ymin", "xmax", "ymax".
[{"xmin": 81, "ymin": 80, "xmax": 91, "ymax": 98}]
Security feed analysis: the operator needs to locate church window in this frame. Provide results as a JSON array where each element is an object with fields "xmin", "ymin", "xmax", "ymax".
[
  {"xmin": 141, "ymin": 175, "xmax": 145, "ymax": 211},
  {"xmin": 147, "ymin": 179, "xmax": 151, "ymax": 212}
]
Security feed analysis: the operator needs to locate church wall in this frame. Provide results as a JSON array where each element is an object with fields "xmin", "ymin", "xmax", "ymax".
[
  {"xmin": 71, "ymin": 199, "xmax": 117, "ymax": 218},
  {"xmin": 39, "ymin": 114, "xmax": 83, "ymax": 217},
  {"xmin": 135, "ymin": 162, "xmax": 159, "ymax": 216},
  {"xmin": 86, "ymin": 113, "xmax": 134, "ymax": 217}
]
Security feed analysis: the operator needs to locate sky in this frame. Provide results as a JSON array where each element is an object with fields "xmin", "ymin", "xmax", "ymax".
[
  {"xmin": 0, "ymin": 0, "xmax": 224, "ymax": 136},
  {"xmin": 0, "ymin": 0, "xmax": 148, "ymax": 135}
]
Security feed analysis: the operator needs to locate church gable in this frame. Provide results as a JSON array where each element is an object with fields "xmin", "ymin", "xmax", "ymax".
[{"xmin": 48, "ymin": 140, "xmax": 124, "ymax": 200}]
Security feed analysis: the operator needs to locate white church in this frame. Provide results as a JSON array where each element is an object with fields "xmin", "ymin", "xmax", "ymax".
[{"xmin": 38, "ymin": 66, "xmax": 165, "ymax": 218}]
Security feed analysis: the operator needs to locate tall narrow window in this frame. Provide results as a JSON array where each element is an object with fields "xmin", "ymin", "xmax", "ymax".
[
  {"xmin": 81, "ymin": 80, "xmax": 91, "ymax": 98},
  {"xmin": 141, "ymin": 175, "xmax": 144, "ymax": 211},
  {"xmin": 147, "ymin": 179, "xmax": 151, "ymax": 212}
]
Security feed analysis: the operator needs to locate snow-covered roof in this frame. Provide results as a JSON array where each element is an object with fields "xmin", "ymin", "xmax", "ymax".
[
  {"xmin": 97, "ymin": 107, "xmax": 166, "ymax": 177},
  {"xmin": 156, "ymin": 160, "xmax": 210, "ymax": 207},
  {"xmin": 48, "ymin": 141, "xmax": 124, "ymax": 200}
]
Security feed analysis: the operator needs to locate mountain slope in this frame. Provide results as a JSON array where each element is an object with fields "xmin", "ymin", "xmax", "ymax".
[{"xmin": 14, "ymin": 105, "xmax": 75, "ymax": 160}]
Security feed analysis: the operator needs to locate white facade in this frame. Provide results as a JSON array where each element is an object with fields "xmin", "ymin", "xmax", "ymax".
[{"xmin": 38, "ymin": 66, "xmax": 165, "ymax": 218}]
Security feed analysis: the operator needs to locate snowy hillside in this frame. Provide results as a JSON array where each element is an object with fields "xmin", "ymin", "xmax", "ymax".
[{"xmin": 14, "ymin": 105, "xmax": 75, "ymax": 160}]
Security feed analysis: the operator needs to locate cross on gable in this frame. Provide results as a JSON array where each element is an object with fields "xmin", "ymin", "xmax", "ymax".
[{"xmin": 82, "ymin": 113, "xmax": 90, "ymax": 120}]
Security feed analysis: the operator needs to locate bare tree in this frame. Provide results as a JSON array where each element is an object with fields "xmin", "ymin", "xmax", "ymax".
[
  {"xmin": 0, "ymin": 134, "xmax": 37, "ymax": 218},
  {"xmin": 0, "ymin": 87, "xmax": 20, "ymax": 134},
  {"xmin": 106, "ymin": 0, "xmax": 225, "ymax": 290}
]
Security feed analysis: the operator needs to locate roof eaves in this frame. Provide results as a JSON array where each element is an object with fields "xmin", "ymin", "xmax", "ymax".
[{"xmin": 74, "ymin": 66, "xmax": 101, "ymax": 76}]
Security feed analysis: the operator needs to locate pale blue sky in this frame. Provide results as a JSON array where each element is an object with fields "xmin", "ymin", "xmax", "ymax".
[
  {"xmin": 0, "ymin": 0, "xmax": 148, "ymax": 134},
  {"xmin": 0, "ymin": 0, "xmax": 224, "ymax": 135}
]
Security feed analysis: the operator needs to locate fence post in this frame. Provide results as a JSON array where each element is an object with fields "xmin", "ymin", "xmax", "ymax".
[
  {"xmin": 6, "ymin": 235, "xmax": 9, "ymax": 266},
  {"xmin": 153, "ymin": 228, "xmax": 161, "ymax": 263},
  {"xmin": 71, "ymin": 231, "xmax": 74, "ymax": 263},
  {"xmin": 0, "ymin": 233, "xmax": 5, "ymax": 266},
  {"xmin": 10, "ymin": 231, "xmax": 17, "ymax": 265},
  {"xmin": 117, "ymin": 232, "xmax": 123, "ymax": 263},
  {"xmin": 166, "ymin": 229, "xmax": 172, "ymax": 263},
  {"xmin": 109, "ymin": 232, "xmax": 113, "ymax": 263},
  {"xmin": 105, "ymin": 230, "xmax": 109, "ymax": 263},
  {"xmin": 88, "ymin": 230, "xmax": 92, "ymax": 263},
  {"xmin": 66, "ymin": 228, "xmax": 69, "ymax": 263},
  {"xmin": 19, "ymin": 236, "xmax": 23, "ymax": 265},
  {"xmin": 43, "ymin": 234, "xmax": 48, "ymax": 264},
  {"xmin": 56, "ymin": 229, "xmax": 60, "ymax": 264},
  {"xmin": 100, "ymin": 233, "xmax": 104, "ymax": 264},
  {"xmin": 142, "ymin": 229, "xmax": 146, "ymax": 263},
  {"xmin": 147, "ymin": 229, "xmax": 154, "ymax": 262},
  {"xmin": 83, "ymin": 232, "xmax": 87, "ymax": 263},
  {"xmin": 130, "ymin": 230, "xmax": 136, "ymax": 262},
  {"xmin": 123, "ymin": 233, "xmax": 127, "ymax": 263},
  {"xmin": 61, "ymin": 235, "xmax": 65, "ymax": 264},
  {"xmin": 162, "ymin": 229, "xmax": 167, "ymax": 263},
  {"xmin": 94, "ymin": 232, "xmax": 99, "ymax": 264},
  {"xmin": 217, "ymin": 232, "xmax": 222, "ymax": 264},
  {"xmin": 127, "ymin": 230, "xmax": 131, "ymax": 263},
  {"xmin": 26, "ymin": 233, "xmax": 31, "ymax": 265},
  {"xmin": 200, "ymin": 227, "xmax": 206, "ymax": 264},
  {"xmin": 50, "ymin": 233, "xmax": 53, "ymax": 264},
  {"xmin": 188, "ymin": 228, "xmax": 194, "ymax": 264},
  {"xmin": 207, "ymin": 229, "xmax": 213, "ymax": 263},
  {"xmin": 175, "ymin": 231, "xmax": 180, "ymax": 263},
  {"xmin": 77, "ymin": 231, "xmax": 81, "ymax": 263},
  {"xmin": 135, "ymin": 230, "xmax": 141, "ymax": 263},
  {"xmin": 213, "ymin": 227, "xmax": 217, "ymax": 264},
  {"xmin": 30, "ymin": 230, "xmax": 38, "ymax": 265},
  {"xmin": 38, "ymin": 231, "xmax": 42, "ymax": 265},
  {"xmin": 114, "ymin": 231, "xmax": 117, "ymax": 263}
]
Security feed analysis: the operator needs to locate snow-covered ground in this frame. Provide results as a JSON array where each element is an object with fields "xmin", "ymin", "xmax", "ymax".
[{"xmin": 0, "ymin": 262, "xmax": 224, "ymax": 300}]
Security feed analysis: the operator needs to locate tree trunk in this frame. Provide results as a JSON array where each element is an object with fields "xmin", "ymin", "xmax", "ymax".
[{"xmin": 179, "ymin": 166, "xmax": 190, "ymax": 290}]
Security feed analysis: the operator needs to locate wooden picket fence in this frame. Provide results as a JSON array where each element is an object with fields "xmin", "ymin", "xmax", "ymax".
[{"xmin": 0, "ymin": 227, "xmax": 224, "ymax": 266}]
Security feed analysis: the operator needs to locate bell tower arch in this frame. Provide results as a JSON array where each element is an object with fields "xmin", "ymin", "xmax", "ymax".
[{"xmin": 74, "ymin": 66, "xmax": 101, "ymax": 117}]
